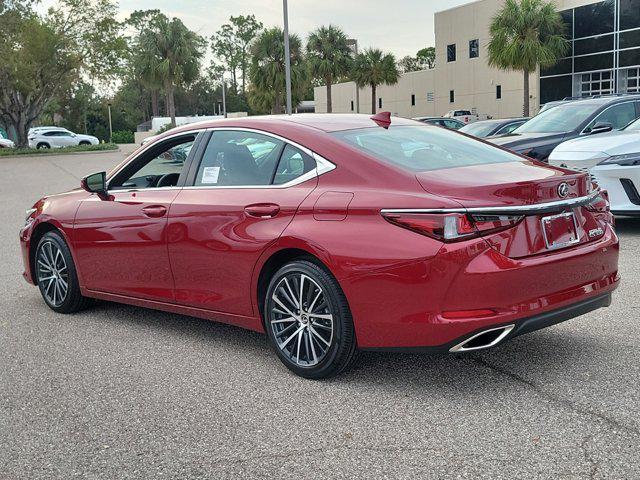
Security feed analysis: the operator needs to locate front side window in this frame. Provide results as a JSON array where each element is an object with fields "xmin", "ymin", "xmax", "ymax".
[
  {"xmin": 447, "ymin": 44, "xmax": 456, "ymax": 62},
  {"xmin": 496, "ymin": 121, "xmax": 525, "ymax": 135},
  {"xmin": 332, "ymin": 125, "xmax": 520, "ymax": 172},
  {"xmin": 585, "ymin": 102, "xmax": 638, "ymax": 132},
  {"xmin": 195, "ymin": 131, "xmax": 283, "ymax": 186},
  {"xmin": 110, "ymin": 135, "xmax": 195, "ymax": 190}
]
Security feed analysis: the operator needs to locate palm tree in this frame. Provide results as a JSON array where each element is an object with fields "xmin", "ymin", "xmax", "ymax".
[
  {"xmin": 352, "ymin": 49, "xmax": 400, "ymax": 114},
  {"xmin": 306, "ymin": 25, "xmax": 352, "ymax": 113},
  {"xmin": 488, "ymin": 0, "xmax": 568, "ymax": 116},
  {"xmin": 138, "ymin": 16, "xmax": 205, "ymax": 126},
  {"xmin": 250, "ymin": 27, "xmax": 307, "ymax": 114}
]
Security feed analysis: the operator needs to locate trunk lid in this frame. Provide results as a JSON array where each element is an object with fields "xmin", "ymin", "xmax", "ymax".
[{"xmin": 416, "ymin": 161, "xmax": 603, "ymax": 258}]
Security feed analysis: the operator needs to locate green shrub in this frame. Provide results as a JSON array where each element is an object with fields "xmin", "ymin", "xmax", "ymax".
[
  {"xmin": 111, "ymin": 130, "xmax": 135, "ymax": 144},
  {"xmin": 0, "ymin": 143, "xmax": 119, "ymax": 156}
]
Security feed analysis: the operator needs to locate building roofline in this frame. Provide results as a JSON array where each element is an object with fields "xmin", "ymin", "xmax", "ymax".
[{"xmin": 435, "ymin": 0, "xmax": 487, "ymax": 16}]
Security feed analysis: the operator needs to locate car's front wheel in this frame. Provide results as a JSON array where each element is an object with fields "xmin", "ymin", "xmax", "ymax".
[
  {"xmin": 264, "ymin": 259, "xmax": 357, "ymax": 379},
  {"xmin": 35, "ymin": 231, "xmax": 91, "ymax": 313}
]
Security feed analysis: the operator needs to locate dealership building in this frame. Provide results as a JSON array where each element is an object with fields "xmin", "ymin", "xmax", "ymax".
[{"xmin": 313, "ymin": 0, "xmax": 640, "ymax": 118}]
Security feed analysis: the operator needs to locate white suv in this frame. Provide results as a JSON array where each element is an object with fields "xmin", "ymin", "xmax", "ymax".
[
  {"xmin": 28, "ymin": 127, "xmax": 99, "ymax": 149},
  {"xmin": 549, "ymin": 116, "xmax": 640, "ymax": 216}
]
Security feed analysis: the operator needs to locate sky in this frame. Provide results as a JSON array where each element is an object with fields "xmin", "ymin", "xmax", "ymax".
[{"xmin": 38, "ymin": 0, "xmax": 477, "ymax": 58}]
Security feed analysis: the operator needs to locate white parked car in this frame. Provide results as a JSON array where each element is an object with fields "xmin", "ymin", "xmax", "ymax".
[
  {"xmin": 549, "ymin": 116, "xmax": 640, "ymax": 216},
  {"xmin": 0, "ymin": 131, "xmax": 15, "ymax": 148},
  {"xmin": 28, "ymin": 127, "xmax": 99, "ymax": 149},
  {"xmin": 443, "ymin": 109, "xmax": 480, "ymax": 124}
]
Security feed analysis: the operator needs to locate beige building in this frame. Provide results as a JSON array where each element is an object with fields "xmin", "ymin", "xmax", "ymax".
[{"xmin": 314, "ymin": 0, "xmax": 640, "ymax": 119}]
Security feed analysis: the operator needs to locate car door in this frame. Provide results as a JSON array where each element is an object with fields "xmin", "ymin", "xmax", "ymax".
[
  {"xmin": 73, "ymin": 132, "xmax": 200, "ymax": 302},
  {"xmin": 167, "ymin": 129, "xmax": 321, "ymax": 316}
]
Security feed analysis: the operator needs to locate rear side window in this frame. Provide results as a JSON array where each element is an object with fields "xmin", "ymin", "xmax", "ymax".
[
  {"xmin": 332, "ymin": 125, "xmax": 520, "ymax": 172},
  {"xmin": 273, "ymin": 144, "xmax": 316, "ymax": 185}
]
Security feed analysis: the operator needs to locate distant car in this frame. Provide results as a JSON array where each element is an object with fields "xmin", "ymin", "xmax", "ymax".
[
  {"xmin": 443, "ymin": 110, "xmax": 479, "ymax": 124},
  {"xmin": 549, "ymin": 116, "xmax": 640, "ymax": 216},
  {"xmin": 0, "ymin": 131, "xmax": 15, "ymax": 148},
  {"xmin": 412, "ymin": 117, "xmax": 465, "ymax": 130},
  {"xmin": 488, "ymin": 95, "xmax": 640, "ymax": 161},
  {"xmin": 459, "ymin": 118, "xmax": 529, "ymax": 138},
  {"xmin": 28, "ymin": 127, "xmax": 99, "ymax": 149}
]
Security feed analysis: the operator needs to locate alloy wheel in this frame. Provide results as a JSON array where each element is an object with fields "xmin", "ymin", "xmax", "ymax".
[
  {"xmin": 37, "ymin": 240, "xmax": 69, "ymax": 307},
  {"xmin": 269, "ymin": 272, "xmax": 334, "ymax": 367}
]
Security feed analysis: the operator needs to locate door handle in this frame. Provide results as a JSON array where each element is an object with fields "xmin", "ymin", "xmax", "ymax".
[
  {"xmin": 244, "ymin": 203, "xmax": 280, "ymax": 218},
  {"xmin": 142, "ymin": 205, "xmax": 167, "ymax": 218}
]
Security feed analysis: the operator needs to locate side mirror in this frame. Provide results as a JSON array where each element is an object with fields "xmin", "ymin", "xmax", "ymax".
[
  {"xmin": 81, "ymin": 172, "xmax": 109, "ymax": 199},
  {"xmin": 589, "ymin": 122, "xmax": 613, "ymax": 135}
]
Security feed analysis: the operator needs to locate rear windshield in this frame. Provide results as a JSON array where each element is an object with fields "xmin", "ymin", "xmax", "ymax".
[{"xmin": 331, "ymin": 125, "xmax": 520, "ymax": 172}]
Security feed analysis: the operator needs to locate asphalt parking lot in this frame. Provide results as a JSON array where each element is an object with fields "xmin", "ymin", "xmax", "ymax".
[{"xmin": 1, "ymin": 148, "xmax": 639, "ymax": 479}]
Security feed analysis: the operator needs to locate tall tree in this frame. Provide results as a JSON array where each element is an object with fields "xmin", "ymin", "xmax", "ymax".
[
  {"xmin": 416, "ymin": 47, "xmax": 436, "ymax": 69},
  {"xmin": 0, "ymin": 0, "xmax": 125, "ymax": 147},
  {"xmin": 488, "ymin": 0, "xmax": 568, "ymax": 116},
  {"xmin": 127, "ymin": 10, "xmax": 166, "ymax": 118},
  {"xmin": 138, "ymin": 16, "xmax": 205, "ymax": 126},
  {"xmin": 306, "ymin": 25, "xmax": 352, "ymax": 113},
  {"xmin": 249, "ymin": 27, "xmax": 307, "ymax": 114},
  {"xmin": 352, "ymin": 48, "xmax": 400, "ymax": 114},
  {"xmin": 397, "ymin": 55, "xmax": 420, "ymax": 73},
  {"xmin": 210, "ymin": 15, "xmax": 262, "ymax": 94}
]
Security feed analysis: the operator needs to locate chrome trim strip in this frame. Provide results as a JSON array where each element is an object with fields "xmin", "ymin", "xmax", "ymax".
[
  {"xmin": 107, "ymin": 126, "xmax": 336, "ymax": 192},
  {"xmin": 449, "ymin": 324, "xmax": 515, "ymax": 353},
  {"xmin": 381, "ymin": 190, "xmax": 600, "ymax": 215}
]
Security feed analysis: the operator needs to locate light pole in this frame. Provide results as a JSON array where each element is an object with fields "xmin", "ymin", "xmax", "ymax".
[
  {"xmin": 347, "ymin": 39, "xmax": 359, "ymax": 113},
  {"xmin": 107, "ymin": 102, "xmax": 113, "ymax": 143},
  {"xmin": 283, "ymin": 0, "xmax": 292, "ymax": 115}
]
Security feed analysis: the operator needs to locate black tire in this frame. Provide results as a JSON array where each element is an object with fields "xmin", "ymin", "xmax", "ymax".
[
  {"xmin": 264, "ymin": 259, "xmax": 358, "ymax": 379},
  {"xmin": 35, "ymin": 231, "xmax": 91, "ymax": 313},
  {"xmin": 36, "ymin": 142, "xmax": 50, "ymax": 149},
  {"xmin": 79, "ymin": 141, "xmax": 90, "ymax": 146}
]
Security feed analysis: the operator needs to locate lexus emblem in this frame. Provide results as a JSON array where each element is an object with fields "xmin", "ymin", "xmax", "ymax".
[{"xmin": 557, "ymin": 182, "xmax": 569, "ymax": 198}]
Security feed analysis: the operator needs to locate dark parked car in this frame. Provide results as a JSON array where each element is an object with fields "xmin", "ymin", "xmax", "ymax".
[
  {"xmin": 488, "ymin": 95, "xmax": 640, "ymax": 161},
  {"xmin": 412, "ymin": 117, "xmax": 465, "ymax": 130},
  {"xmin": 459, "ymin": 118, "xmax": 529, "ymax": 138}
]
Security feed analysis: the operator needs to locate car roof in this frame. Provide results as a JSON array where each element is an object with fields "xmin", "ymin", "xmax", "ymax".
[
  {"xmin": 169, "ymin": 113, "xmax": 422, "ymax": 134},
  {"xmin": 560, "ymin": 94, "xmax": 640, "ymax": 106}
]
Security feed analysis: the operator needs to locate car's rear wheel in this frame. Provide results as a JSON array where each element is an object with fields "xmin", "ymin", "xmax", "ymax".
[
  {"xmin": 264, "ymin": 259, "xmax": 357, "ymax": 379},
  {"xmin": 79, "ymin": 141, "xmax": 90, "ymax": 146},
  {"xmin": 35, "ymin": 231, "xmax": 91, "ymax": 313},
  {"xmin": 36, "ymin": 142, "xmax": 50, "ymax": 149}
]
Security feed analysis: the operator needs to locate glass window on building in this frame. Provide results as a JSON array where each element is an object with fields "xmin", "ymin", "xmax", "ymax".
[
  {"xmin": 574, "ymin": 0, "xmax": 614, "ymax": 38},
  {"xmin": 619, "ymin": 48, "xmax": 640, "ymax": 68},
  {"xmin": 496, "ymin": 85, "xmax": 502, "ymax": 99},
  {"xmin": 447, "ymin": 44, "xmax": 456, "ymax": 62},
  {"xmin": 540, "ymin": 75, "xmax": 572, "ymax": 104},
  {"xmin": 574, "ymin": 52, "xmax": 614, "ymax": 72},
  {"xmin": 619, "ymin": 0, "xmax": 640, "ymax": 31},
  {"xmin": 411, "ymin": 94, "xmax": 416, "ymax": 106},
  {"xmin": 618, "ymin": 29, "xmax": 640, "ymax": 49},
  {"xmin": 378, "ymin": 98, "xmax": 382, "ymax": 109},
  {"xmin": 469, "ymin": 39, "xmax": 479, "ymax": 58},
  {"xmin": 350, "ymin": 101, "xmax": 354, "ymax": 111},
  {"xmin": 579, "ymin": 71, "xmax": 614, "ymax": 97},
  {"xmin": 574, "ymin": 34, "xmax": 614, "ymax": 56},
  {"xmin": 626, "ymin": 68, "xmax": 640, "ymax": 93},
  {"xmin": 449, "ymin": 90, "xmax": 455, "ymax": 103}
]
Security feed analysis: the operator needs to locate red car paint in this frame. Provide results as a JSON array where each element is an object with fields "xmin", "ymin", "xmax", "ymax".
[{"xmin": 19, "ymin": 114, "xmax": 619, "ymax": 350}]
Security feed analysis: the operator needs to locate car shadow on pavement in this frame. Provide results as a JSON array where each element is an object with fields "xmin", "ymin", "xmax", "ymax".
[
  {"xmin": 614, "ymin": 217, "xmax": 640, "ymax": 235},
  {"xmin": 82, "ymin": 298, "xmax": 606, "ymax": 389}
]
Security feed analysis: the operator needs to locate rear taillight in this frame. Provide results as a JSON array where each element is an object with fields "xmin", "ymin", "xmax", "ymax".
[
  {"xmin": 585, "ymin": 190, "xmax": 610, "ymax": 213},
  {"xmin": 381, "ymin": 212, "xmax": 523, "ymax": 242}
]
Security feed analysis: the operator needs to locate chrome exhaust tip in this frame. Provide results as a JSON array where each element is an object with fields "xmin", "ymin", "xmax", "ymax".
[{"xmin": 449, "ymin": 324, "xmax": 515, "ymax": 353}]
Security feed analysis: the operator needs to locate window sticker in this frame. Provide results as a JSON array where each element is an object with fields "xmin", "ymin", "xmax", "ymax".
[{"xmin": 201, "ymin": 166, "xmax": 220, "ymax": 184}]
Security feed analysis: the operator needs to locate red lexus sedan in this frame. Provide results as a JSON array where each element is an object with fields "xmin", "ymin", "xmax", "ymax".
[{"xmin": 20, "ymin": 114, "xmax": 619, "ymax": 378}]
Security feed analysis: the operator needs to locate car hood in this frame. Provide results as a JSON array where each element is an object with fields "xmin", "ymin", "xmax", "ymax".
[
  {"xmin": 552, "ymin": 130, "xmax": 640, "ymax": 156},
  {"xmin": 487, "ymin": 132, "xmax": 566, "ymax": 150},
  {"xmin": 415, "ymin": 160, "xmax": 588, "ymax": 208}
]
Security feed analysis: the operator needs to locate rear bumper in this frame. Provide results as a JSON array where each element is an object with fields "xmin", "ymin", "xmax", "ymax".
[{"xmin": 364, "ymin": 292, "xmax": 612, "ymax": 353}]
